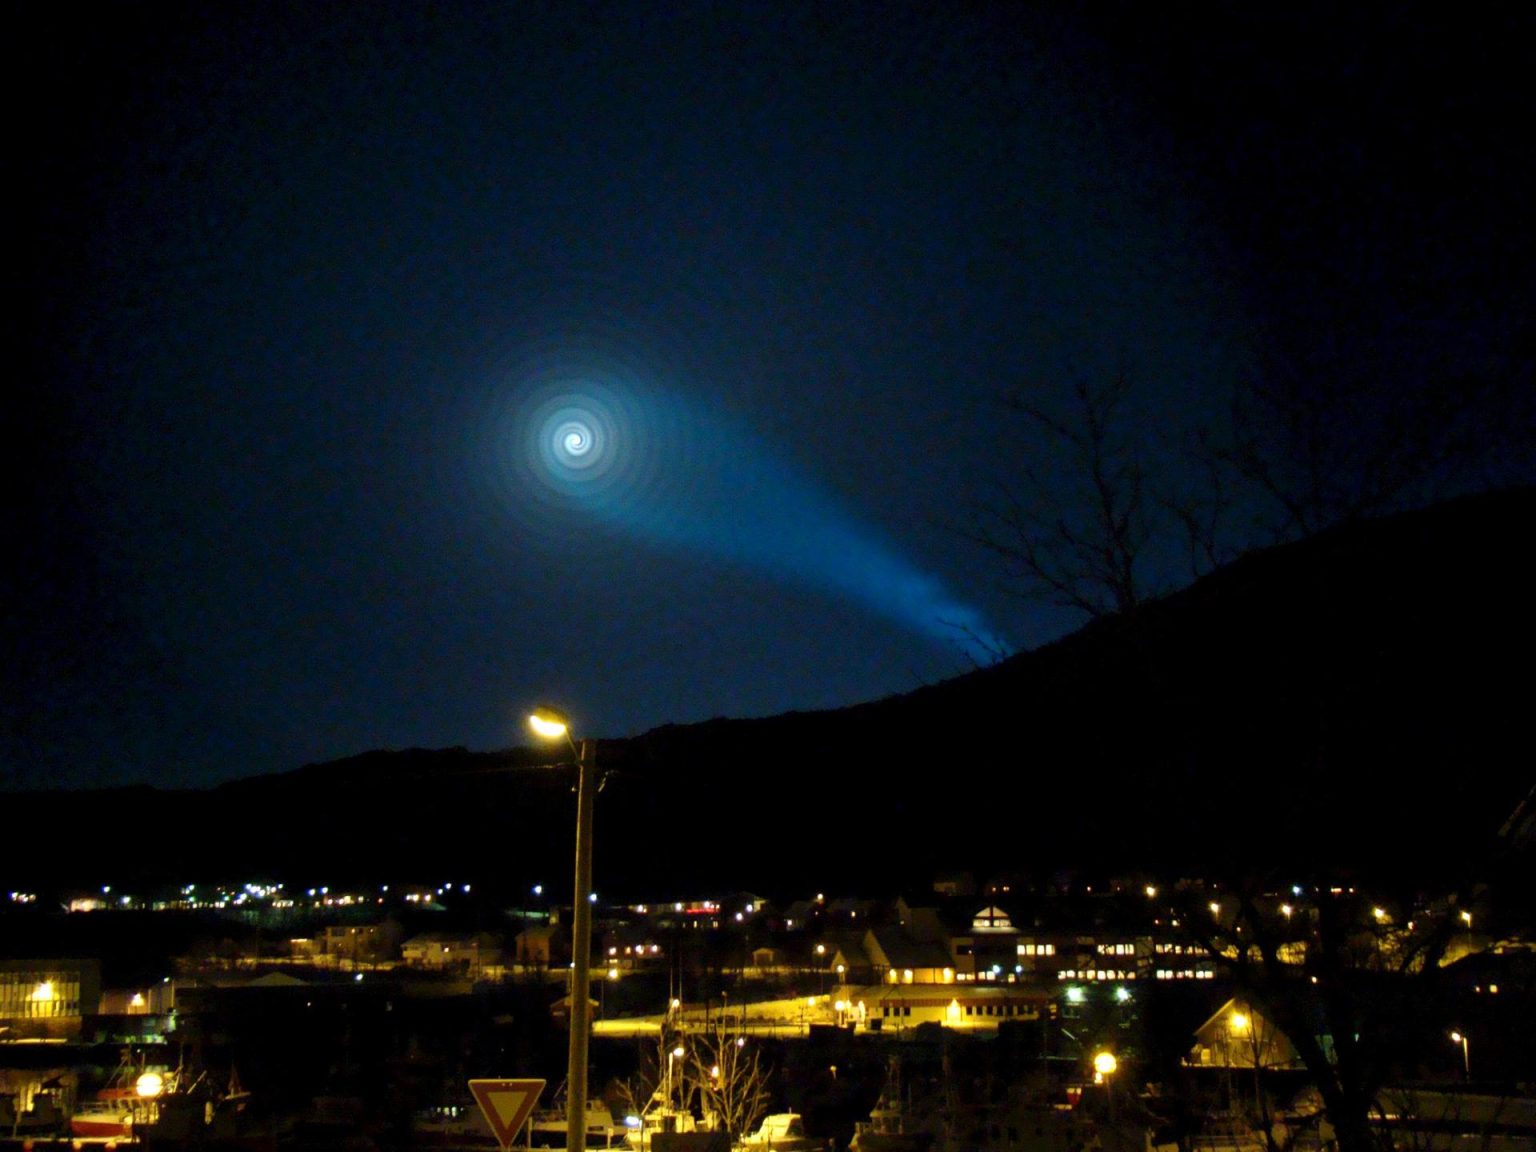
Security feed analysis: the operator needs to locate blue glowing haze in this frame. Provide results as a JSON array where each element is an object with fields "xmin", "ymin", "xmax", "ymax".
[{"xmin": 11, "ymin": 4, "xmax": 1525, "ymax": 789}]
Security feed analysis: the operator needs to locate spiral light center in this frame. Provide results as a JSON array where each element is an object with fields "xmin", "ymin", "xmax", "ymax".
[{"xmin": 548, "ymin": 415, "xmax": 604, "ymax": 471}]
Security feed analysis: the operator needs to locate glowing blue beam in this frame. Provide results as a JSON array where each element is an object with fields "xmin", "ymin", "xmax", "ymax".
[{"xmin": 497, "ymin": 373, "xmax": 1010, "ymax": 663}]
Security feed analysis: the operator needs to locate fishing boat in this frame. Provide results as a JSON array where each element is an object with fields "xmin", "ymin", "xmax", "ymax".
[
  {"xmin": 849, "ymin": 1058, "xmax": 934, "ymax": 1152},
  {"xmin": 68, "ymin": 1054, "xmax": 257, "ymax": 1147},
  {"xmin": 737, "ymin": 1113, "xmax": 819, "ymax": 1152},
  {"xmin": 69, "ymin": 1058, "xmax": 175, "ymax": 1141},
  {"xmin": 528, "ymin": 1091, "xmax": 627, "ymax": 1148},
  {"xmin": 622, "ymin": 1105, "xmax": 701, "ymax": 1150}
]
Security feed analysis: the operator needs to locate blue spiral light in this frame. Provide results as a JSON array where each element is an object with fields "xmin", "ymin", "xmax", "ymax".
[{"xmin": 477, "ymin": 358, "xmax": 1010, "ymax": 663}]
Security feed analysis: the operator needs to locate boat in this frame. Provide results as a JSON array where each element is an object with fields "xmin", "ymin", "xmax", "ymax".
[
  {"xmin": 850, "ymin": 1096, "xmax": 934, "ymax": 1152},
  {"xmin": 737, "ymin": 1113, "xmax": 819, "ymax": 1152},
  {"xmin": 623, "ymin": 1106, "xmax": 701, "ymax": 1150},
  {"xmin": 2, "ymin": 1090, "xmax": 66, "ymax": 1138},
  {"xmin": 849, "ymin": 1057, "xmax": 934, "ymax": 1152},
  {"xmin": 529, "ymin": 1096, "xmax": 627, "ymax": 1148},
  {"xmin": 69, "ymin": 1087, "xmax": 159, "ymax": 1140},
  {"xmin": 410, "ymin": 1103, "xmax": 498, "ymax": 1149},
  {"xmin": 69, "ymin": 1056, "xmax": 260, "ymax": 1149},
  {"xmin": 138, "ymin": 1079, "xmax": 270, "ymax": 1152},
  {"xmin": 70, "ymin": 1071, "xmax": 170, "ymax": 1140},
  {"xmin": 849, "ymin": 1056, "xmax": 1126, "ymax": 1152}
]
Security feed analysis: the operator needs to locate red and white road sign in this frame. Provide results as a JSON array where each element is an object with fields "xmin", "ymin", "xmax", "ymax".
[{"xmin": 467, "ymin": 1078, "xmax": 546, "ymax": 1150}]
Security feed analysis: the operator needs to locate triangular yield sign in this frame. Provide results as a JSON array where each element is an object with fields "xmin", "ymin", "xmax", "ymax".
[{"xmin": 468, "ymin": 1078, "xmax": 546, "ymax": 1150}]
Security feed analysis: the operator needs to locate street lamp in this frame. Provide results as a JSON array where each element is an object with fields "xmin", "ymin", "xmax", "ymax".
[
  {"xmin": 1450, "ymin": 1031, "xmax": 1471, "ymax": 1080},
  {"xmin": 529, "ymin": 706, "xmax": 599, "ymax": 1152},
  {"xmin": 1093, "ymin": 1051, "xmax": 1118, "ymax": 1121},
  {"xmin": 666, "ymin": 1045, "xmax": 685, "ymax": 1112},
  {"xmin": 132, "ymin": 1071, "xmax": 165, "ymax": 1139}
]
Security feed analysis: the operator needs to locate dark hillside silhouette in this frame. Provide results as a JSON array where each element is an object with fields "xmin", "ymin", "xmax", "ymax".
[{"xmin": 5, "ymin": 486, "xmax": 1532, "ymax": 902}]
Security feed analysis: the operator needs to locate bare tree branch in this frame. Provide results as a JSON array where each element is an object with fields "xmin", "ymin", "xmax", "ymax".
[
  {"xmin": 689, "ymin": 1018, "xmax": 773, "ymax": 1142},
  {"xmin": 966, "ymin": 370, "xmax": 1160, "ymax": 619},
  {"xmin": 1165, "ymin": 871, "xmax": 1488, "ymax": 1152}
]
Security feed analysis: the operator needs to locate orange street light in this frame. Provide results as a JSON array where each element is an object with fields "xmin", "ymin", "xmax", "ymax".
[
  {"xmin": 1093, "ymin": 1052, "xmax": 1118, "ymax": 1121},
  {"xmin": 529, "ymin": 705, "xmax": 599, "ymax": 1152},
  {"xmin": 1450, "ymin": 1031, "xmax": 1471, "ymax": 1080}
]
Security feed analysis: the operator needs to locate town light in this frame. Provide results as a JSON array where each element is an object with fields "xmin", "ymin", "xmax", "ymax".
[
  {"xmin": 528, "ymin": 704, "xmax": 598, "ymax": 1152},
  {"xmin": 135, "ymin": 1072, "xmax": 164, "ymax": 1099}
]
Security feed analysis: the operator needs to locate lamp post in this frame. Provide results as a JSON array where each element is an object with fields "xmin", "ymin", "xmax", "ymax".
[
  {"xmin": 529, "ymin": 706, "xmax": 598, "ymax": 1152},
  {"xmin": 1093, "ymin": 1051, "xmax": 1117, "ymax": 1122},
  {"xmin": 133, "ymin": 1071, "xmax": 164, "ymax": 1140},
  {"xmin": 666, "ymin": 1045, "xmax": 685, "ymax": 1112},
  {"xmin": 1450, "ymin": 1031, "xmax": 1471, "ymax": 1080}
]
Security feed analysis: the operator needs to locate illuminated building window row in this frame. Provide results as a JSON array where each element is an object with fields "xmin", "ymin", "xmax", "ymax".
[
  {"xmin": 883, "ymin": 967, "xmax": 955, "ymax": 984},
  {"xmin": 0, "ymin": 973, "xmax": 81, "ymax": 1018},
  {"xmin": 962, "ymin": 1002, "xmax": 1038, "ymax": 1017}
]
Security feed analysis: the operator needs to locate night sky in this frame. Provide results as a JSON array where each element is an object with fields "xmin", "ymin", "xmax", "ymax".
[{"xmin": 9, "ymin": 4, "xmax": 1533, "ymax": 790}]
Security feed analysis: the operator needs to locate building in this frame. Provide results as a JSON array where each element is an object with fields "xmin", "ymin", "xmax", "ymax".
[
  {"xmin": 400, "ymin": 932, "xmax": 502, "ymax": 973},
  {"xmin": 1187, "ymin": 999, "xmax": 1306, "ymax": 1070},
  {"xmin": 0, "ymin": 959, "xmax": 101, "ymax": 1041}
]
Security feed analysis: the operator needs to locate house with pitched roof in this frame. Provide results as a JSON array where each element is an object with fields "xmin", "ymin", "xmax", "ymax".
[{"xmin": 1187, "ymin": 998, "xmax": 1306, "ymax": 1069}]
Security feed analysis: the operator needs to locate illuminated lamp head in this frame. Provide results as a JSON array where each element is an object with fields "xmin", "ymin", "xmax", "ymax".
[{"xmin": 527, "ymin": 706, "xmax": 572, "ymax": 741}]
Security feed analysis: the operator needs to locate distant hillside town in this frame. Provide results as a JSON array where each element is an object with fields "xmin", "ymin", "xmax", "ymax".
[{"xmin": 3, "ymin": 864, "xmax": 1532, "ymax": 1152}]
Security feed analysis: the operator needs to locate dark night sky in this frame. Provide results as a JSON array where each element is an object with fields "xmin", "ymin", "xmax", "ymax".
[{"xmin": 8, "ymin": 4, "xmax": 1533, "ymax": 790}]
